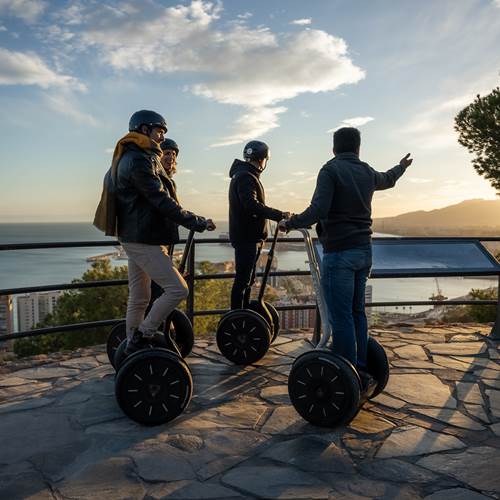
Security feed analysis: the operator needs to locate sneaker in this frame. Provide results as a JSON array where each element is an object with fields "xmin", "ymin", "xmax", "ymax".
[{"xmin": 125, "ymin": 328, "xmax": 145, "ymax": 355}]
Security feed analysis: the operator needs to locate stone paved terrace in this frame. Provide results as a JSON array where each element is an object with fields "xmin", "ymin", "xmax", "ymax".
[{"xmin": 1, "ymin": 324, "xmax": 500, "ymax": 500}]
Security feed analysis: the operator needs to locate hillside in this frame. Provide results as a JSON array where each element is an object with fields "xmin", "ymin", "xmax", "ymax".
[{"xmin": 373, "ymin": 198, "xmax": 500, "ymax": 236}]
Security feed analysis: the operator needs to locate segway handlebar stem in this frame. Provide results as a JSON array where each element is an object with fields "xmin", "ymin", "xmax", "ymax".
[
  {"xmin": 178, "ymin": 230, "xmax": 195, "ymax": 275},
  {"xmin": 294, "ymin": 228, "xmax": 332, "ymax": 348},
  {"xmin": 257, "ymin": 225, "xmax": 281, "ymax": 302}
]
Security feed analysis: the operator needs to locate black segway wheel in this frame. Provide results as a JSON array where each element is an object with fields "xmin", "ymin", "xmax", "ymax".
[
  {"xmin": 248, "ymin": 300, "xmax": 280, "ymax": 343},
  {"xmin": 113, "ymin": 332, "xmax": 170, "ymax": 371},
  {"xmin": 366, "ymin": 337, "xmax": 390, "ymax": 399},
  {"xmin": 164, "ymin": 309, "xmax": 194, "ymax": 358},
  {"xmin": 106, "ymin": 321, "xmax": 126, "ymax": 367},
  {"xmin": 115, "ymin": 348, "xmax": 192, "ymax": 426},
  {"xmin": 265, "ymin": 302, "xmax": 280, "ymax": 343},
  {"xmin": 216, "ymin": 309, "xmax": 271, "ymax": 365},
  {"xmin": 288, "ymin": 350, "xmax": 361, "ymax": 427}
]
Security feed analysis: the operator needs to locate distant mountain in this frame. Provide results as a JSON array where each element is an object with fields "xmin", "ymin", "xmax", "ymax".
[{"xmin": 373, "ymin": 199, "xmax": 500, "ymax": 236}]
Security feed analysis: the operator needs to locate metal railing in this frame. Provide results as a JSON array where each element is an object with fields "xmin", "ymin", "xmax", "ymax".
[{"xmin": 1, "ymin": 236, "xmax": 500, "ymax": 342}]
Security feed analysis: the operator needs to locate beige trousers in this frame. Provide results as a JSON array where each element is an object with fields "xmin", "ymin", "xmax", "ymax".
[{"xmin": 121, "ymin": 242, "xmax": 188, "ymax": 340}]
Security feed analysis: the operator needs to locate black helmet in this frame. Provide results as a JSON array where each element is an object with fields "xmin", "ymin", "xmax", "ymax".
[
  {"xmin": 160, "ymin": 138, "xmax": 179, "ymax": 156},
  {"xmin": 243, "ymin": 140, "xmax": 270, "ymax": 161},
  {"xmin": 129, "ymin": 110, "xmax": 168, "ymax": 133}
]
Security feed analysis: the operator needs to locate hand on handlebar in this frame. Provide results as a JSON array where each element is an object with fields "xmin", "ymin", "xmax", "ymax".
[
  {"xmin": 205, "ymin": 219, "xmax": 216, "ymax": 231},
  {"xmin": 278, "ymin": 219, "xmax": 289, "ymax": 233}
]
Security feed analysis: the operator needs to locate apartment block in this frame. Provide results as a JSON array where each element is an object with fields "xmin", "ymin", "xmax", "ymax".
[{"xmin": 17, "ymin": 291, "xmax": 62, "ymax": 331}]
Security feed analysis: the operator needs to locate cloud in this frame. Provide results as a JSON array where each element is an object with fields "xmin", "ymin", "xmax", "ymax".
[
  {"xmin": 290, "ymin": 18, "xmax": 312, "ymax": 25},
  {"xmin": 237, "ymin": 12, "xmax": 252, "ymax": 19},
  {"xmin": 0, "ymin": 25, "xmax": 7, "ymax": 31},
  {"xmin": 0, "ymin": 47, "xmax": 84, "ymax": 89},
  {"xmin": 399, "ymin": 92, "xmax": 482, "ymax": 150},
  {"xmin": 407, "ymin": 177, "xmax": 432, "ymax": 184},
  {"xmin": 69, "ymin": 1, "xmax": 364, "ymax": 146},
  {"xmin": 0, "ymin": 0, "xmax": 47, "ymax": 22},
  {"xmin": 327, "ymin": 116, "xmax": 374, "ymax": 132},
  {"xmin": 210, "ymin": 106, "xmax": 287, "ymax": 147},
  {"xmin": 43, "ymin": 90, "xmax": 97, "ymax": 126}
]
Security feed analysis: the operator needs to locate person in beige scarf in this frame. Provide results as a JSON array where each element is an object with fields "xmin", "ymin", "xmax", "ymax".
[{"xmin": 94, "ymin": 110, "xmax": 215, "ymax": 354}]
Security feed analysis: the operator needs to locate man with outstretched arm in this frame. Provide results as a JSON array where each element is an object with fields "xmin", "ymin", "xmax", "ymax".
[
  {"xmin": 95, "ymin": 110, "xmax": 215, "ymax": 355},
  {"xmin": 279, "ymin": 127, "xmax": 412, "ymax": 387},
  {"xmin": 228, "ymin": 140, "xmax": 289, "ymax": 310}
]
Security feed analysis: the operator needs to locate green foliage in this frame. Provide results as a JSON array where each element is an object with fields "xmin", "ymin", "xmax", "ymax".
[
  {"xmin": 14, "ymin": 260, "xmax": 128, "ymax": 357},
  {"xmin": 466, "ymin": 287, "xmax": 497, "ymax": 323},
  {"xmin": 192, "ymin": 261, "xmax": 232, "ymax": 334},
  {"xmin": 455, "ymin": 87, "xmax": 500, "ymax": 191}
]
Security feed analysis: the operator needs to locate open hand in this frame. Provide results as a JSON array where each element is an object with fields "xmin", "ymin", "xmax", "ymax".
[
  {"xmin": 206, "ymin": 219, "xmax": 216, "ymax": 231},
  {"xmin": 399, "ymin": 153, "xmax": 413, "ymax": 168}
]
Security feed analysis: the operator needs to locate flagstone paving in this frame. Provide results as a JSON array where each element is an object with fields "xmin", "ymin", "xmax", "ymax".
[{"xmin": 0, "ymin": 323, "xmax": 499, "ymax": 499}]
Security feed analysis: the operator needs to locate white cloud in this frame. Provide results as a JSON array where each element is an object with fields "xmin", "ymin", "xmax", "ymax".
[
  {"xmin": 407, "ymin": 177, "xmax": 432, "ymax": 184},
  {"xmin": 0, "ymin": 0, "xmax": 47, "ymax": 22},
  {"xmin": 43, "ymin": 90, "xmax": 97, "ymax": 126},
  {"xmin": 237, "ymin": 12, "xmax": 252, "ymax": 19},
  {"xmin": 399, "ymin": 91, "xmax": 486, "ymax": 150},
  {"xmin": 290, "ymin": 18, "xmax": 312, "ymax": 25},
  {"xmin": 0, "ymin": 25, "xmax": 7, "ymax": 31},
  {"xmin": 327, "ymin": 116, "xmax": 374, "ymax": 132},
  {"xmin": 70, "ymin": 1, "xmax": 364, "ymax": 146},
  {"xmin": 210, "ymin": 106, "xmax": 286, "ymax": 147},
  {"xmin": 0, "ymin": 47, "xmax": 84, "ymax": 89}
]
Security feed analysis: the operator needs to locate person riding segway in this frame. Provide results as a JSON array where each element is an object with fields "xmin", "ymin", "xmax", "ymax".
[{"xmin": 280, "ymin": 127, "xmax": 413, "ymax": 426}]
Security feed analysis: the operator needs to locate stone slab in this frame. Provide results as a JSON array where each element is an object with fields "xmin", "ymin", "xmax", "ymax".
[
  {"xmin": 0, "ymin": 376, "xmax": 31, "ymax": 387},
  {"xmin": 464, "ymin": 403, "xmax": 490, "ymax": 424},
  {"xmin": 222, "ymin": 465, "xmax": 331, "ymax": 499},
  {"xmin": 455, "ymin": 382, "xmax": 484, "ymax": 405},
  {"xmin": 261, "ymin": 436, "xmax": 355, "ymax": 473},
  {"xmin": 418, "ymin": 446, "xmax": 500, "ymax": 492},
  {"xmin": 410, "ymin": 407, "xmax": 485, "ymax": 430},
  {"xmin": 57, "ymin": 457, "xmax": 144, "ymax": 500},
  {"xmin": 372, "ymin": 393, "xmax": 406, "ymax": 409},
  {"xmin": 60, "ymin": 356, "xmax": 101, "ymax": 370},
  {"xmin": 377, "ymin": 425, "xmax": 466, "ymax": 458},
  {"xmin": 385, "ymin": 373, "xmax": 457, "ymax": 408},
  {"xmin": 260, "ymin": 385, "xmax": 290, "ymax": 405},
  {"xmin": 424, "ymin": 488, "xmax": 491, "ymax": 500},
  {"xmin": 394, "ymin": 345, "xmax": 428, "ymax": 360},
  {"xmin": 11, "ymin": 366, "xmax": 80, "ymax": 379},
  {"xmin": 260, "ymin": 405, "xmax": 308, "ymax": 434},
  {"xmin": 425, "ymin": 342, "xmax": 487, "ymax": 356},
  {"xmin": 360, "ymin": 458, "xmax": 438, "ymax": 483},
  {"xmin": 347, "ymin": 409, "xmax": 396, "ymax": 434}
]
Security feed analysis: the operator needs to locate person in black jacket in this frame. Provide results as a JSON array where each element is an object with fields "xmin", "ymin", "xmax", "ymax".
[
  {"xmin": 228, "ymin": 140, "xmax": 288, "ymax": 310},
  {"xmin": 280, "ymin": 127, "xmax": 412, "ymax": 385},
  {"xmin": 115, "ymin": 110, "xmax": 215, "ymax": 354}
]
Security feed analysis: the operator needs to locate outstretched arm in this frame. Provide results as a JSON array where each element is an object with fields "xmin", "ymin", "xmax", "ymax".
[{"xmin": 374, "ymin": 153, "xmax": 413, "ymax": 191}]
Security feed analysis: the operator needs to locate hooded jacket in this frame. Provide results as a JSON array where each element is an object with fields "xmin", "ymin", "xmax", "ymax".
[
  {"xmin": 228, "ymin": 159, "xmax": 284, "ymax": 246},
  {"xmin": 114, "ymin": 141, "xmax": 207, "ymax": 245}
]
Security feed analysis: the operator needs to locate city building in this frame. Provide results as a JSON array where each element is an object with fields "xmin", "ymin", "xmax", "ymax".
[
  {"xmin": 0, "ymin": 294, "xmax": 13, "ymax": 335},
  {"xmin": 17, "ymin": 291, "xmax": 62, "ymax": 331}
]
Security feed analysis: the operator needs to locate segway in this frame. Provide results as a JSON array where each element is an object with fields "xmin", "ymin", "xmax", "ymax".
[
  {"xmin": 216, "ymin": 226, "xmax": 281, "ymax": 365},
  {"xmin": 111, "ymin": 231, "xmax": 196, "ymax": 426},
  {"xmin": 106, "ymin": 231, "xmax": 196, "ymax": 369},
  {"xmin": 287, "ymin": 229, "xmax": 389, "ymax": 427}
]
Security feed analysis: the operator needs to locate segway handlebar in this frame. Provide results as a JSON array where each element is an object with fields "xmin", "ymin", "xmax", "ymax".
[{"xmin": 293, "ymin": 228, "xmax": 332, "ymax": 348}]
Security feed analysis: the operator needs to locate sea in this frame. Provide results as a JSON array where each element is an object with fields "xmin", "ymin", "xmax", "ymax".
[{"xmin": 0, "ymin": 222, "xmax": 497, "ymax": 330}]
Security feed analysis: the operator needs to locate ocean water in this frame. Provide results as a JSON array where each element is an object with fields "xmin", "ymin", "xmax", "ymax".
[{"xmin": 0, "ymin": 222, "xmax": 496, "ymax": 319}]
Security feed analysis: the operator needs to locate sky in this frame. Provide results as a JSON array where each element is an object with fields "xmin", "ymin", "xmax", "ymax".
[{"xmin": 0, "ymin": 0, "xmax": 499, "ymax": 223}]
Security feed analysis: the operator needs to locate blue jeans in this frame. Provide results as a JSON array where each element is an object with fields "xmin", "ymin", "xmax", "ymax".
[{"xmin": 321, "ymin": 245, "xmax": 372, "ymax": 368}]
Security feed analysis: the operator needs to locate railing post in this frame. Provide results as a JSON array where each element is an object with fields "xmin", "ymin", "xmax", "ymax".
[
  {"xmin": 186, "ymin": 239, "xmax": 195, "ymax": 326},
  {"xmin": 489, "ymin": 275, "xmax": 500, "ymax": 340}
]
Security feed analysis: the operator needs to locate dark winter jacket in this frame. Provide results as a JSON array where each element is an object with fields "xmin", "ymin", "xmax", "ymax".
[
  {"xmin": 228, "ymin": 159, "xmax": 284, "ymax": 246},
  {"xmin": 286, "ymin": 152, "xmax": 408, "ymax": 252},
  {"xmin": 116, "ymin": 144, "xmax": 207, "ymax": 245}
]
